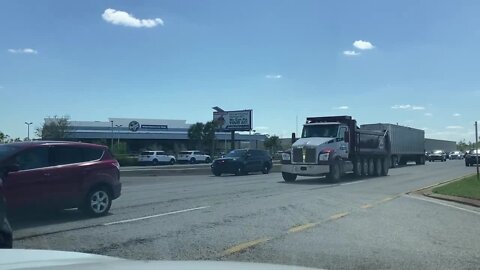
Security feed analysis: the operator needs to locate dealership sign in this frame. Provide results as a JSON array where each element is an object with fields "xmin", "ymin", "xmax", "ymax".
[
  {"xmin": 213, "ymin": 110, "xmax": 252, "ymax": 131},
  {"xmin": 128, "ymin": 121, "xmax": 168, "ymax": 132}
]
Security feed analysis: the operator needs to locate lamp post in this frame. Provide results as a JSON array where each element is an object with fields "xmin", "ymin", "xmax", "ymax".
[
  {"xmin": 24, "ymin": 122, "xmax": 33, "ymax": 141},
  {"xmin": 110, "ymin": 121, "xmax": 114, "ymax": 149},
  {"xmin": 115, "ymin": 124, "xmax": 122, "ymax": 146}
]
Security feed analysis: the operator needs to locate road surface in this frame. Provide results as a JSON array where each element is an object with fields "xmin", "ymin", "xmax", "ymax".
[{"xmin": 11, "ymin": 160, "xmax": 480, "ymax": 269}]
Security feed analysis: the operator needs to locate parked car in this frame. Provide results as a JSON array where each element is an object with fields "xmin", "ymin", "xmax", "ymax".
[
  {"xmin": 0, "ymin": 177, "xmax": 12, "ymax": 249},
  {"xmin": 177, "ymin": 151, "xmax": 211, "ymax": 164},
  {"xmin": 465, "ymin": 149, "xmax": 480, "ymax": 166},
  {"xmin": 138, "ymin": 151, "xmax": 176, "ymax": 165},
  {"xmin": 428, "ymin": 150, "xmax": 447, "ymax": 162},
  {"xmin": 449, "ymin": 151, "xmax": 462, "ymax": 160},
  {"xmin": 211, "ymin": 149, "xmax": 273, "ymax": 176},
  {"xmin": 0, "ymin": 141, "xmax": 121, "ymax": 216}
]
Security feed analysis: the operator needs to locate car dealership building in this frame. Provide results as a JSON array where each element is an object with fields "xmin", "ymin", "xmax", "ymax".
[{"xmin": 55, "ymin": 117, "xmax": 267, "ymax": 154}]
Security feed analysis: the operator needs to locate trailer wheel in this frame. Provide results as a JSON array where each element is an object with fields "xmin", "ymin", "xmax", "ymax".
[
  {"xmin": 361, "ymin": 158, "xmax": 369, "ymax": 176},
  {"xmin": 353, "ymin": 159, "xmax": 362, "ymax": 178},
  {"xmin": 381, "ymin": 157, "xmax": 389, "ymax": 176},
  {"xmin": 368, "ymin": 159, "xmax": 375, "ymax": 176},
  {"xmin": 374, "ymin": 158, "xmax": 382, "ymax": 176}
]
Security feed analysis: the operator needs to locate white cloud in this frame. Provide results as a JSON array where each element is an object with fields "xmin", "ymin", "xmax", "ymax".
[
  {"xmin": 343, "ymin": 50, "xmax": 360, "ymax": 56},
  {"xmin": 391, "ymin": 104, "xmax": 425, "ymax": 111},
  {"xmin": 453, "ymin": 113, "xmax": 461, "ymax": 117},
  {"xmin": 7, "ymin": 48, "xmax": 38, "ymax": 54},
  {"xmin": 102, "ymin": 8, "xmax": 164, "ymax": 28},
  {"xmin": 265, "ymin": 74, "xmax": 282, "ymax": 79},
  {"xmin": 333, "ymin": 106, "xmax": 349, "ymax": 110},
  {"xmin": 353, "ymin": 40, "xmax": 375, "ymax": 50},
  {"xmin": 424, "ymin": 113, "xmax": 433, "ymax": 116},
  {"xmin": 446, "ymin": 125, "xmax": 463, "ymax": 129}
]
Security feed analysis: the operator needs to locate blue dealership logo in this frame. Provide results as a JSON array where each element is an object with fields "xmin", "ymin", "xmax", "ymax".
[{"xmin": 128, "ymin": 121, "xmax": 140, "ymax": 132}]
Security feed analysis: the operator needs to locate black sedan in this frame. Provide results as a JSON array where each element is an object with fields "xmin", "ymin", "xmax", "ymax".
[
  {"xmin": 465, "ymin": 150, "xmax": 480, "ymax": 166},
  {"xmin": 211, "ymin": 149, "xmax": 272, "ymax": 176}
]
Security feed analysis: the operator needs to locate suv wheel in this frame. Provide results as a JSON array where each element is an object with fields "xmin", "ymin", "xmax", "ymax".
[
  {"xmin": 169, "ymin": 159, "xmax": 175, "ymax": 165},
  {"xmin": 205, "ymin": 157, "xmax": 211, "ymax": 163},
  {"xmin": 261, "ymin": 163, "xmax": 270, "ymax": 174},
  {"xmin": 190, "ymin": 158, "xmax": 196, "ymax": 164},
  {"xmin": 235, "ymin": 166, "xmax": 245, "ymax": 176},
  {"xmin": 152, "ymin": 159, "xmax": 159, "ymax": 166},
  {"xmin": 83, "ymin": 187, "xmax": 112, "ymax": 217}
]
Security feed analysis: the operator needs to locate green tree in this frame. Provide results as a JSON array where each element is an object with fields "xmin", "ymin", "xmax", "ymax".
[
  {"xmin": 0, "ymin": 131, "xmax": 6, "ymax": 143},
  {"xmin": 202, "ymin": 121, "xmax": 217, "ymax": 154},
  {"xmin": 36, "ymin": 115, "xmax": 70, "ymax": 140},
  {"xmin": 264, "ymin": 135, "xmax": 280, "ymax": 153},
  {"xmin": 188, "ymin": 122, "xmax": 205, "ymax": 149}
]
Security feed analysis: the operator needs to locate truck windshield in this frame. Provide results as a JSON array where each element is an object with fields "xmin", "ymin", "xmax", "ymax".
[{"xmin": 302, "ymin": 124, "xmax": 339, "ymax": 138}]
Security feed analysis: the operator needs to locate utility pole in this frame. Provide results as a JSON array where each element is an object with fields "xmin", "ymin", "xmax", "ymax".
[
  {"xmin": 24, "ymin": 122, "xmax": 33, "ymax": 141},
  {"xmin": 115, "ymin": 124, "xmax": 122, "ymax": 146},
  {"xmin": 476, "ymin": 121, "xmax": 479, "ymax": 180},
  {"xmin": 110, "ymin": 121, "xmax": 114, "ymax": 149}
]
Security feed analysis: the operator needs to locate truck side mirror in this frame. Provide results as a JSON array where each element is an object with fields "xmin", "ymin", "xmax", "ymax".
[
  {"xmin": 291, "ymin": 133, "xmax": 297, "ymax": 144},
  {"xmin": 344, "ymin": 131, "xmax": 350, "ymax": 142}
]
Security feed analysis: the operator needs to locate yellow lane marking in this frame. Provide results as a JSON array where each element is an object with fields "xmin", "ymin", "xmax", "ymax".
[
  {"xmin": 288, "ymin": 223, "xmax": 317, "ymax": 233},
  {"xmin": 328, "ymin": 212, "xmax": 349, "ymax": 220},
  {"xmin": 379, "ymin": 196, "xmax": 395, "ymax": 203},
  {"xmin": 223, "ymin": 237, "xmax": 271, "ymax": 255},
  {"xmin": 361, "ymin": 203, "xmax": 373, "ymax": 209}
]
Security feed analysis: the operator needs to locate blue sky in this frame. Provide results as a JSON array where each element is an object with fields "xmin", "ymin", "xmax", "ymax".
[{"xmin": 1, "ymin": 0, "xmax": 479, "ymax": 141}]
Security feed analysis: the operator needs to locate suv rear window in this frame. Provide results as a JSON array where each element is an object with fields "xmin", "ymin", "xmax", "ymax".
[
  {"xmin": 51, "ymin": 146, "xmax": 84, "ymax": 166},
  {"xmin": 141, "ymin": 151, "xmax": 155, "ymax": 155},
  {"xmin": 83, "ymin": 147, "xmax": 104, "ymax": 161}
]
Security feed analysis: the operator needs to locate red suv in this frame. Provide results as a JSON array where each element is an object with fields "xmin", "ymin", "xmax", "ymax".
[{"xmin": 0, "ymin": 141, "xmax": 121, "ymax": 216}]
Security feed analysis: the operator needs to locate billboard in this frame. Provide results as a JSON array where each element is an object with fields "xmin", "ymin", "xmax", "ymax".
[{"xmin": 213, "ymin": 110, "xmax": 252, "ymax": 131}]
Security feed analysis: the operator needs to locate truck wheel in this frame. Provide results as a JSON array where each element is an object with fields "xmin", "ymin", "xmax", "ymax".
[
  {"xmin": 327, "ymin": 162, "xmax": 341, "ymax": 182},
  {"xmin": 416, "ymin": 156, "xmax": 425, "ymax": 165},
  {"xmin": 381, "ymin": 157, "xmax": 389, "ymax": 176},
  {"xmin": 282, "ymin": 172, "xmax": 297, "ymax": 182},
  {"xmin": 391, "ymin": 156, "xmax": 398, "ymax": 168},
  {"xmin": 368, "ymin": 159, "xmax": 375, "ymax": 176},
  {"xmin": 361, "ymin": 158, "xmax": 369, "ymax": 176},
  {"xmin": 353, "ymin": 159, "xmax": 362, "ymax": 177},
  {"xmin": 374, "ymin": 158, "xmax": 382, "ymax": 176}
]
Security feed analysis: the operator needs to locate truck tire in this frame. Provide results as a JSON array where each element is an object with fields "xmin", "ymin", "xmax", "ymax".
[
  {"xmin": 391, "ymin": 156, "xmax": 398, "ymax": 168},
  {"xmin": 361, "ymin": 158, "xmax": 369, "ymax": 176},
  {"xmin": 416, "ymin": 156, "xmax": 425, "ymax": 165},
  {"xmin": 381, "ymin": 157, "xmax": 389, "ymax": 176},
  {"xmin": 374, "ymin": 158, "xmax": 382, "ymax": 176},
  {"xmin": 367, "ymin": 159, "xmax": 375, "ymax": 176},
  {"xmin": 282, "ymin": 172, "xmax": 297, "ymax": 182},
  {"xmin": 327, "ymin": 162, "xmax": 342, "ymax": 183},
  {"xmin": 353, "ymin": 159, "xmax": 362, "ymax": 177}
]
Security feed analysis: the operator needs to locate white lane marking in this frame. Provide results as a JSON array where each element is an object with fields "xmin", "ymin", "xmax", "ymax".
[
  {"xmin": 403, "ymin": 195, "xmax": 480, "ymax": 216},
  {"xmin": 340, "ymin": 180, "xmax": 365, "ymax": 186},
  {"xmin": 103, "ymin": 206, "xmax": 210, "ymax": 226}
]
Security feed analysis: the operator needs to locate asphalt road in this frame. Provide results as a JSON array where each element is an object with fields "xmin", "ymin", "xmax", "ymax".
[{"xmin": 11, "ymin": 160, "xmax": 480, "ymax": 269}]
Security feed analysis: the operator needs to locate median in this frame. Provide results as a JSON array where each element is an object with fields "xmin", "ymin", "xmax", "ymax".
[{"xmin": 422, "ymin": 174, "xmax": 480, "ymax": 207}]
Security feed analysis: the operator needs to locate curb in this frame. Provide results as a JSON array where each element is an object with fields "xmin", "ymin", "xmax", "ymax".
[{"xmin": 410, "ymin": 173, "xmax": 480, "ymax": 208}]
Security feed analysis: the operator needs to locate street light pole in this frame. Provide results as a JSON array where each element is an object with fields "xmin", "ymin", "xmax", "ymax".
[
  {"xmin": 24, "ymin": 122, "xmax": 33, "ymax": 141},
  {"xmin": 115, "ymin": 124, "xmax": 122, "ymax": 146},
  {"xmin": 476, "ymin": 121, "xmax": 479, "ymax": 180},
  {"xmin": 110, "ymin": 121, "xmax": 114, "ymax": 149}
]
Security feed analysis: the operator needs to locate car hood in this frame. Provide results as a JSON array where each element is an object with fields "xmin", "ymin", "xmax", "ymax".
[
  {"xmin": 293, "ymin": 137, "xmax": 334, "ymax": 148},
  {"xmin": 0, "ymin": 249, "xmax": 322, "ymax": 270}
]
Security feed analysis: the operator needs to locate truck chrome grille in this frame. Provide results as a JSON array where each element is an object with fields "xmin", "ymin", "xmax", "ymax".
[
  {"xmin": 305, "ymin": 148, "xmax": 317, "ymax": 163},
  {"xmin": 292, "ymin": 148, "xmax": 303, "ymax": 162}
]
